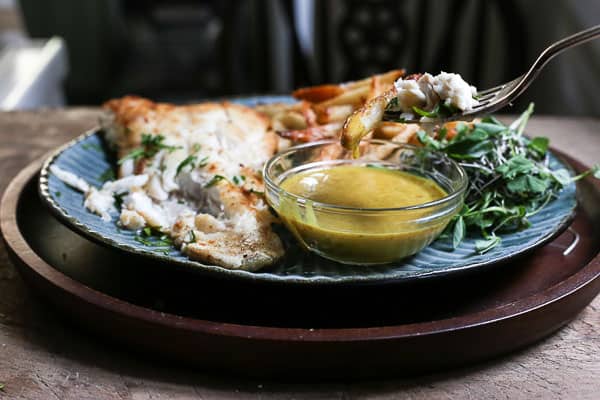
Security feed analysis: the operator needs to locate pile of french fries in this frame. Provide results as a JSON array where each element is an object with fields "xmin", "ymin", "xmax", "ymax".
[{"xmin": 255, "ymin": 69, "xmax": 422, "ymax": 146}]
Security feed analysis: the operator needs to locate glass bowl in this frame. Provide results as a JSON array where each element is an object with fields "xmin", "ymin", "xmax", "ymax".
[{"xmin": 263, "ymin": 140, "xmax": 468, "ymax": 265}]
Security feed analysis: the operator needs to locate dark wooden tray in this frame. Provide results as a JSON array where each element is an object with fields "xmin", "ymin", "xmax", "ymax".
[{"xmin": 1, "ymin": 154, "xmax": 599, "ymax": 380}]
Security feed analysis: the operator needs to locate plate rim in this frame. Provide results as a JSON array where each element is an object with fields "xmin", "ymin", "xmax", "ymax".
[{"xmin": 37, "ymin": 127, "xmax": 577, "ymax": 286}]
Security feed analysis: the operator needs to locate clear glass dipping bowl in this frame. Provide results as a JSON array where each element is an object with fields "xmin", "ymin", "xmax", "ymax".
[{"xmin": 263, "ymin": 140, "xmax": 468, "ymax": 265}]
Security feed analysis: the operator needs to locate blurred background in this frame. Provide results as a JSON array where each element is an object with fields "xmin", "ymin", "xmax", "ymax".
[{"xmin": 0, "ymin": 0, "xmax": 598, "ymax": 115}]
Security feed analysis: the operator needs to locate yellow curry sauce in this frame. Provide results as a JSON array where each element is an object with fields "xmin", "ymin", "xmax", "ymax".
[{"xmin": 277, "ymin": 165, "xmax": 451, "ymax": 264}]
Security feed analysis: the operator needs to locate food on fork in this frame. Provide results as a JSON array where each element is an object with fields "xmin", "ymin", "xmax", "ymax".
[
  {"xmin": 389, "ymin": 72, "xmax": 479, "ymax": 121},
  {"xmin": 341, "ymin": 72, "xmax": 478, "ymax": 155}
]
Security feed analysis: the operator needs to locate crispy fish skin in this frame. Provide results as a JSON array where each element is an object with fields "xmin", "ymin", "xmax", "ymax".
[{"xmin": 102, "ymin": 96, "xmax": 284, "ymax": 271}]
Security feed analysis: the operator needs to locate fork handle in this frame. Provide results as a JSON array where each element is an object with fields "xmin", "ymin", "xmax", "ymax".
[{"xmin": 515, "ymin": 25, "xmax": 600, "ymax": 98}]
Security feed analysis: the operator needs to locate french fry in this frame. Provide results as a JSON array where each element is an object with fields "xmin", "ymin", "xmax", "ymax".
[
  {"xmin": 315, "ymin": 104, "xmax": 354, "ymax": 124},
  {"xmin": 272, "ymin": 111, "xmax": 308, "ymax": 131},
  {"xmin": 293, "ymin": 69, "xmax": 404, "ymax": 103},
  {"xmin": 316, "ymin": 86, "xmax": 370, "ymax": 108},
  {"xmin": 373, "ymin": 121, "xmax": 420, "ymax": 142},
  {"xmin": 255, "ymin": 102, "xmax": 303, "ymax": 118},
  {"xmin": 279, "ymin": 122, "xmax": 343, "ymax": 143},
  {"xmin": 373, "ymin": 121, "xmax": 420, "ymax": 143},
  {"xmin": 341, "ymin": 87, "xmax": 398, "ymax": 156},
  {"xmin": 341, "ymin": 69, "xmax": 405, "ymax": 90},
  {"xmin": 264, "ymin": 70, "xmax": 408, "ymax": 145},
  {"xmin": 293, "ymin": 85, "xmax": 344, "ymax": 103}
]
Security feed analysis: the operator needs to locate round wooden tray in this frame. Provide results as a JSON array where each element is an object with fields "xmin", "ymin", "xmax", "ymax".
[{"xmin": 1, "ymin": 154, "xmax": 599, "ymax": 380}]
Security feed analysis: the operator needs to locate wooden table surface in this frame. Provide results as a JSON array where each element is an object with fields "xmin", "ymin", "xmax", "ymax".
[{"xmin": 0, "ymin": 109, "xmax": 598, "ymax": 399}]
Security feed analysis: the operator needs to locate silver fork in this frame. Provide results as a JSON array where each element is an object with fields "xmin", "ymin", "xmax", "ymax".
[{"xmin": 384, "ymin": 24, "xmax": 600, "ymax": 123}]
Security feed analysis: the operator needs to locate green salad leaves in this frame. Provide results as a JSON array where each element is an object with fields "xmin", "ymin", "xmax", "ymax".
[{"xmin": 417, "ymin": 103, "xmax": 600, "ymax": 253}]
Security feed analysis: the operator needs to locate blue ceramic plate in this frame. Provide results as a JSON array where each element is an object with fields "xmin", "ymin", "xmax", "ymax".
[{"xmin": 38, "ymin": 96, "xmax": 577, "ymax": 285}]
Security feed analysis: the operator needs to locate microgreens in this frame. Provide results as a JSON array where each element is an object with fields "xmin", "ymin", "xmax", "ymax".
[{"xmin": 418, "ymin": 103, "xmax": 599, "ymax": 253}]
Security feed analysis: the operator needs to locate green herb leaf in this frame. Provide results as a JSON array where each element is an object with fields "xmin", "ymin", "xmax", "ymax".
[
  {"xmin": 119, "ymin": 134, "xmax": 182, "ymax": 165},
  {"xmin": 99, "ymin": 168, "xmax": 115, "ymax": 182},
  {"xmin": 176, "ymin": 155, "xmax": 197, "ymax": 176},
  {"xmin": 55, "ymin": 191, "xmax": 61, "ymax": 198},
  {"xmin": 528, "ymin": 136, "xmax": 549, "ymax": 155},
  {"xmin": 385, "ymin": 97, "xmax": 399, "ymax": 110},
  {"xmin": 416, "ymin": 130, "xmax": 442, "ymax": 150},
  {"xmin": 474, "ymin": 122, "xmax": 507, "ymax": 135},
  {"xmin": 439, "ymin": 102, "xmax": 460, "ymax": 116},
  {"xmin": 232, "ymin": 175, "xmax": 246, "ymax": 185},
  {"xmin": 118, "ymin": 148, "xmax": 146, "ymax": 164},
  {"xmin": 507, "ymin": 175, "xmax": 549, "ymax": 194},
  {"xmin": 552, "ymin": 169, "xmax": 572, "ymax": 186},
  {"xmin": 437, "ymin": 127, "xmax": 448, "ymax": 140},
  {"xmin": 205, "ymin": 175, "xmax": 226, "ymax": 188},
  {"xmin": 453, "ymin": 216, "xmax": 466, "ymax": 248},
  {"xmin": 475, "ymin": 236, "xmax": 501, "ymax": 253},
  {"xmin": 197, "ymin": 156, "xmax": 209, "ymax": 168},
  {"xmin": 481, "ymin": 116, "xmax": 502, "ymax": 125},
  {"xmin": 113, "ymin": 192, "xmax": 127, "ymax": 209},
  {"xmin": 509, "ymin": 102, "xmax": 534, "ymax": 135},
  {"xmin": 135, "ymin": 226, "xmax": 173, "ymax": 250},
  {"xmin": 496, "ymin": 156, "xmax": 535, "ymax": 179},
  {"xmin": 412, "ymin": 105, "xmax": 439, "ymax": 118}
]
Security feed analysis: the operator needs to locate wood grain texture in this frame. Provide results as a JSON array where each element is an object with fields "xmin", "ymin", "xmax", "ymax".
[{"xmin": 0, "ymin": 109, "xmax": 599, "ymax": 399}]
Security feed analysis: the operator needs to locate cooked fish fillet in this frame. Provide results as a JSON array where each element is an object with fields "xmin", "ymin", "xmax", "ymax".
[{"xmin": 101, "ymin": 96, "xmax": 284, "ymax": 271}]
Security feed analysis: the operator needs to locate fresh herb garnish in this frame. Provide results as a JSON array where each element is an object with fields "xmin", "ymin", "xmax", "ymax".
[
  {"xmin": 205, "ymin": 175, "xmax": 227, "ymax": 187},
  {"xmin": 118, "ymin": 134, "xmax": 182, "ymax": 164},
  {"xmin": 417, "ymin": 103, "xmax": 599, "ymax": 253},
  {"xmin": 197, "ymin": 156, "xmax": 209, "ymax": 168},
  {"xmin": 113, "ymin": 192, "xmax": 127, "ymax": 209},
  {"xmin": 55, "ymin": 191, "xmax": 61, "ymax": 198},
  {"xmin": 412, "ymin": 102, "xmax": 460, "ymax": 119},
  {"xmin": 232, "ymin": 175, "xmax": 246, "ymax": 185},
  {"xmin": 117, "ymin": 148, "xmax": 146, "ymax": 164},
  {"xmin": 176, "ymin": 155, "xmax": 197, "ymax": 176},
  {"xmin": 135, "ymin": 226, "xmax": 173, "ymax": 253},
  {"xmin": 99, "ymin": 168, "xmax": 115, "ymax": 182}
]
